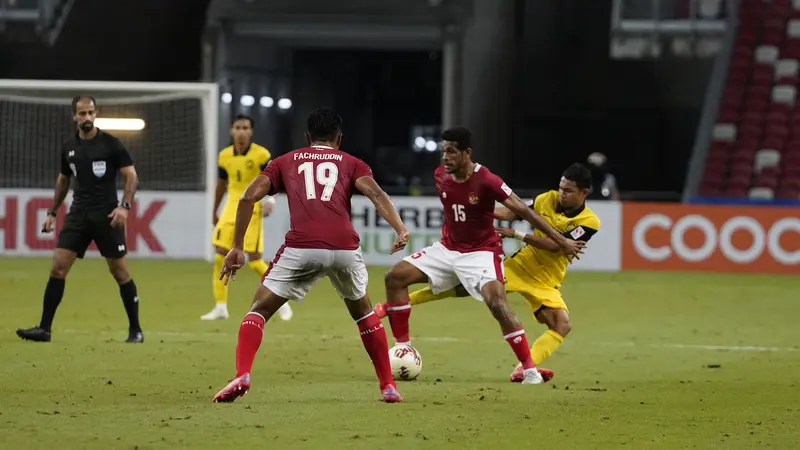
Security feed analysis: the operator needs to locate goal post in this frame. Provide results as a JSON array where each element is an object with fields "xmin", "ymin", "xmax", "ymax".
[{"xmin": 0, "ymin": 79, "xmax": 219, "ymax": 261}]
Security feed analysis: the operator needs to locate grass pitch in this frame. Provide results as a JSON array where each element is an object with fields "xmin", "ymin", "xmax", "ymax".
[{"xmin": 1, "ymin": 258, "xmax": 799, "ymax": 450}]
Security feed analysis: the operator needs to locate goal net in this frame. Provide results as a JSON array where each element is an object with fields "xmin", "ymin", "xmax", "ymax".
[{"xmin": 0, "ymin": 79, "xmax": 219, "ymax": 260}]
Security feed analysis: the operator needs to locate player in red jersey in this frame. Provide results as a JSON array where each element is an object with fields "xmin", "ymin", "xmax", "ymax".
[
  {"xmin": 212, "ymin": 108, "xmax": 410, "ymax": 404},
  {"xmin": 383, "ymin": 127, "xmax": 585, "ymax": 384}
]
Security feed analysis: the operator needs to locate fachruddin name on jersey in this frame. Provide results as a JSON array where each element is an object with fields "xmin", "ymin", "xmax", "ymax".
[{"xmin": 294, "ymin": 152, "xmax": 344, "ymax": 161}]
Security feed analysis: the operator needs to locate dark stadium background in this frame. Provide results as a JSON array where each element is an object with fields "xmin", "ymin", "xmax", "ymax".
[{"xmin": 0, "ymin": 0, "xmax": 714, "ymax": 198}]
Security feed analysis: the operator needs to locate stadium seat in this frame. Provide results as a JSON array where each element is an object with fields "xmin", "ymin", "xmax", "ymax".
[
  {"xmin": 713, "ymin": 123, "xmax": 737, "ymax": 141},
  {"xmin": 772, "ymin": 85, "xmax": 797, "ymax": 106},
  {"xmin": 755, "ymin": 45, "xmax": 780, "ymax": 63},
  {"xmin": 755, "ymin": 149, "xmax": 782, "ymax": 172},
  {"xmin": 748, "ymin": 187, "xmax": 775, "ymax": 199},
  {"xmin": 775, "ymin": 59, "xmax": 800, "ymax": 83}
]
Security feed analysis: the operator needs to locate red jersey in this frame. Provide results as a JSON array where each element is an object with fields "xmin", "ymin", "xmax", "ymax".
[
  {"xmin": 434, "ymin": 164, "xmax": 512, "ymax": 253},
  {"xmin": 262, "ymin": 145, "xmax": 373, "ymax": 250}
]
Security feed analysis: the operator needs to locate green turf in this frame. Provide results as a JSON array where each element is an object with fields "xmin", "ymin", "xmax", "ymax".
[{"xmin": 1, "ymin": 257, "xmax": 799, "ymax": 450}]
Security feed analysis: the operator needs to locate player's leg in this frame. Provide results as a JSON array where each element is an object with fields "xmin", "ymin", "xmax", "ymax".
[
  {"xmin": 455, "ymin": 252, "xmax": 543, "ymax": 384},
  {"xmin": 244, "ymin": 217, "xmax": 292, "ymax": 321},
  {"xmin": 532, "ymin": 305, "xmax": 571, "ymax": 362},
  {"xmin": 205, "ymin": 221, "xmax": 233, "ymax": 320},
  {"xmin": 384, "ymin": 243, "xmax": 460, "ymax": 344},
  {"xmin": 479, "ymin": 280, "xmax": 542, "ymax": 384},
  {"xmin": 213, "ymin": 285, "xmax": 290, "ymax": 403},
  {"xmin": 92, "ymin": 215, "xmax": 143, "ymax": 343},
  {"xmin": 17, "ymin": 213, "xmax": 88, "ymax": 342},
  {"xmin": 373, "ymin": 284, "xmax": 467, "ymax": 319},
  {"xmin": 330, "ymin": 249, "xmax": 401, "ymax": 403}
]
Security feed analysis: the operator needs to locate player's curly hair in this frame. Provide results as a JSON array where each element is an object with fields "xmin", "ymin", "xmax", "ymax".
[
  {"xmin": 70, "ymin": 95, "xmax": 97, "ymax": 113},
  {"xmin": 440, "ymin": 126, "xmax": 471, "ymax": 150},
  {"xmin": 562, "ymin": 163, "xmax": 593, "ymax": 190},
  {"xmin": 307, "ymin": 108, "xmax": 343, "ymax": 141}
]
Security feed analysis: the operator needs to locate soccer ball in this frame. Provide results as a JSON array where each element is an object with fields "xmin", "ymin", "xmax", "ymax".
[{"xmin": 389, "ymin": 344, "xmax": 422, "ymax": 381}]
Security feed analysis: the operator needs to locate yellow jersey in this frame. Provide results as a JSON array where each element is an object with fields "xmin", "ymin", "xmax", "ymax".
[
  {"xmin": 218, "ymin": 143, "xmax": 271, "ymax": 220},
  {"xmin": 509, "ymin": 190, "xmax": 600, "ymax": 289}
]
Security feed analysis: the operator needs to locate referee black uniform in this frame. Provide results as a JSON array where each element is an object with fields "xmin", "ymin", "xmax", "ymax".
[
  {"xmin": 57, "ymin": 131, "xmax": 132, "ymax": 258},
  {"xmin": 17, "ymin": 96, "xmax": 144, "ymax": 343}
]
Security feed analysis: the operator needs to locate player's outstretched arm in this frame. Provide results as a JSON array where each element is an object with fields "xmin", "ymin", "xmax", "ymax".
[
  {"xmin": 501, "ymin": 193, "xmax": 585, "ymax": 257},
  {"xmin": 355, "ymin": 176, "xmax": 409, "ymax": 254},
  {"xmin": 494, "ymin": 206, "xmax": 518, "ymax": 221}
]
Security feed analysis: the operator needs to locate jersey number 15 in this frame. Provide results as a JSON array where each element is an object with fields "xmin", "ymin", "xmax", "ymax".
[{"xmin": 298, "ymin": 161, "xmax": 339, "ymax": 202}]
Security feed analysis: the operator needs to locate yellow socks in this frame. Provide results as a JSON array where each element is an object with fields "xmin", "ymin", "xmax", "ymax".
[
  {"xmin": 531, "ymin": 330, "xmax": 564, "ymax": 365},
  {"xmin": 248, "ymin": 259, "xmax": 270, "ymax": 277},
  {"xmin": 212, "ymin": 253, "xmax": 228, "ymax": 305},
  {"xmin": 409, "ymin": 287, "xmax": 458, "ymax": 306}
]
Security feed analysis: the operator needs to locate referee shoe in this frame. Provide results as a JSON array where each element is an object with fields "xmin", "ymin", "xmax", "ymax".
[{"xmin": 16, "ymin": 326, "xmax": 51, "ymax": 342}]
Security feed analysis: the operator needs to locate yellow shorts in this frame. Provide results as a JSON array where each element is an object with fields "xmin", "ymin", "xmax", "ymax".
[
  {"xmin": 504, "ymin": 258, "xmax": 568, "ymax": 323},
  {"xmin": 212, "ymin": 214, "xmax": 263, "ymax": 254}
]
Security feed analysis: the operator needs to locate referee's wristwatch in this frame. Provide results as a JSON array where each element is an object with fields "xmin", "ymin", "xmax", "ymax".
[
  {"xmin": 120, "ymin": 201, "xmax": 132, "ymax": 210},
  {"xmin": 46, "ymin": 209, "xmax": 57, "ymax": 217}
]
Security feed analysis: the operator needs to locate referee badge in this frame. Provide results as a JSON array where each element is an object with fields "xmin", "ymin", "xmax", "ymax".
[{"xmin": 92, "ymin": 161, "xmax": 107, "ymax": 177}]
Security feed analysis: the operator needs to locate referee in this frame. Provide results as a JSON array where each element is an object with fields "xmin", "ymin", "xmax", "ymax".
[{"xmin": 16, "ymin": 96, "xmax": 144, "ymax": 343}]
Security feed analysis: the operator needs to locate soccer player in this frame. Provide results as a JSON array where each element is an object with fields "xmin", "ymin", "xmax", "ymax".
[
  {"xmin": 213, "ymin": 108, "xmax": 410, "ymax": 403},
  {"xmin": 382, "ymin": 127, "xmax": 585, "ymax": 385},
  {"xmin": 376, "ymin": 163, "xmax": 600, "ymax": 382},
  {"xmin": 201, "ymin": 114, "xmax": 292, "ymax": 321},
  {"xmin": 16, "ymin": 96, "xmax": 143, "ymax": 343}
]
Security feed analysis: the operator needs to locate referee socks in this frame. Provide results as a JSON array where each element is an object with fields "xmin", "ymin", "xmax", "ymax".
[
  {"xmin": 119, "ymin": 280, "xmax": 141, "ymax": 332},
  {"xmin": 39, "ymin": 277, "xmax": 66, "ymax": 332}
]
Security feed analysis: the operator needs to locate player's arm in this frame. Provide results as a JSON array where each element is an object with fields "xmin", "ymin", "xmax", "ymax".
[
  {"xmin": 113, "ymin": 139, "xmax": 138, "ymax": 204},
  {"xmin": 493, "ymin": 206, "xmax": 517, "ymax": 221},
  {"xmin": 232, "ymin": 174, "xmax": 272, "ymax": 250},
  {"xmin": 119, "ymin": 166, "xmax": 138, "ymax": 205},
  {"xmin": 501, "ymin": 193, "xmax": 584, "ymax": 256},
  {"xmin": 215, "ymin": 164, "xmax": 228, "ymax": 223},
  {"xmin": 355, "ymin": 176, "xmax": 409, "ymax": 253},
  {"xmin": 48, "ymin": 148, "xmax": 72, "ymax": 215}
]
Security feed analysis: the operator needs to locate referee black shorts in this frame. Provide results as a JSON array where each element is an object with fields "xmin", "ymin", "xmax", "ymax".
[{"xmin": 57, "ymin": 210, "xmax": 128, "ymax": 259}]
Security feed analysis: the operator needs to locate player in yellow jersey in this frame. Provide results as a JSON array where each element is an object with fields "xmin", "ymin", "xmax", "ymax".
[
  {"xmin": 201, "ymin": 114, "xmax": 293, "ymax": 321},
  {"xmin": 374, "ymin": 163, "xmax": 599, "ymax": 382}
]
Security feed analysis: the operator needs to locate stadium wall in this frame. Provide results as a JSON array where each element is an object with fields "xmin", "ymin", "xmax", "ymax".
[{"xmin": 0, "ymin": 190, "xmax": 796, "ymax": 275}]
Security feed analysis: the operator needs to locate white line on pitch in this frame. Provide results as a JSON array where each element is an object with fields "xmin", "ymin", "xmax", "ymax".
[{"xmin": 54, "ymin": 329, "xmax": 799, "ymax": 353}]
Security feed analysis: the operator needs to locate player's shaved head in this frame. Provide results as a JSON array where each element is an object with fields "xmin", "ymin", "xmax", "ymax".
[
  {"xmin": 440, "ymin": 126, "xmax": 471, "ymax": 151},
  {"xmin": 307, "ymin": 108, "xmax": 343, "ymax": 143}
]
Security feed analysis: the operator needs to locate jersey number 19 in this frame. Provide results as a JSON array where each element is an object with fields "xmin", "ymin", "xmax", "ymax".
[{"xmin": 298, "ymin": 161, "xmax": 339, "ymax": 201}]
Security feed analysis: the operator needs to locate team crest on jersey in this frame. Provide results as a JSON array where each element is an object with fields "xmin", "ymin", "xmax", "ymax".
[
  {"xmin": 468, "ymin": 193, "xmax": 479, "ymax": 204},
  {"xmin": 92, "ymin": 161, "xmax": 106, "ymax": 177},
  {"xmin": 246, "ymin": 160, "xmax": 254, "ymax": 169}
]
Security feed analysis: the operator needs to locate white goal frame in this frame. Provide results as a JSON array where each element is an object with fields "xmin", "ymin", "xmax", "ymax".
[{"xmin": 0, "ymin": 79, "xmax": 219, "ymax": 261}]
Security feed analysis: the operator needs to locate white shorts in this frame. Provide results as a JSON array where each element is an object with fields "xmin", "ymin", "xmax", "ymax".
[
  {"xmin": 262, "ymin": 246, "xmax": 368, "ymax": 302},
  {"xmin": 403, "ymin": 241, "xmax": 504, "ymax": 302}
]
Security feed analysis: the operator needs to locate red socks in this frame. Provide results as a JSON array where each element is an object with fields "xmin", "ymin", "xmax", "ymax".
[
  {"xmin": 504, "ymin": 328, "xmax": 535, "ymax": 370},
  {"xmin": 236, "ymin": 312, "xmax": 265, "ymax": 377},
  {"xmin": 357, "ymin": 312, "xmax": 395, "ymax": 389},
  {"xmin": 386, "ymin": 301, "xmax": 411, "ymax": 344}
]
